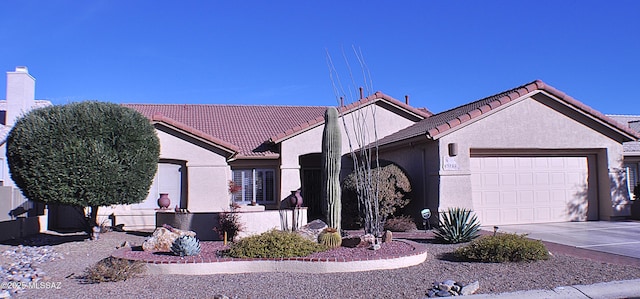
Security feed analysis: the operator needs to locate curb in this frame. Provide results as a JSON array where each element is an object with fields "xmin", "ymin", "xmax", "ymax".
[{"xmin": 465, "ymin": 279, "xmax": 640, "ymax": 298}]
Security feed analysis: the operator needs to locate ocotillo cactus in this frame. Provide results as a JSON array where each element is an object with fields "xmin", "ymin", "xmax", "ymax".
[{"xmin": 321, "ymin": 107, "xmax": 342, "ymax": 231}]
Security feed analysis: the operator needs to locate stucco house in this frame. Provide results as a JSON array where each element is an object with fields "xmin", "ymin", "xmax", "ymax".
[
  {"xmin": 375, "ymin": 80, "xmax": 639, "ymax": 226},
  {"xmin": 96, "ymin": 93, "xmax": 431, "ymax": 233},
  {"xmin": 0, "ymin": 67, "xmax": 51, "ymax": 240},
  {"xmin": 607, "ymin": 114, "xmax": 640, "ymax": 197},
  {"xmin": 101, "ymin": 79, "xmax": 638, "ymax": 231},
  {"xmin": 2, "ymin": 67, "xmax": 637, "ymax": 238}
]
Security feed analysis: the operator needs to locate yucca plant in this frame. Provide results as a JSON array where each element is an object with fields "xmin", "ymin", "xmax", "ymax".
[{"xmin": 433, "ymin": 207, "xmax": 481, "ymax": 244}]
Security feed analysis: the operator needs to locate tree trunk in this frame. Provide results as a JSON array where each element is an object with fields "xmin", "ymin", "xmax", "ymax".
[{"xmin": 87, "ymin": 205, "xmax": 99, "ymax": 239}]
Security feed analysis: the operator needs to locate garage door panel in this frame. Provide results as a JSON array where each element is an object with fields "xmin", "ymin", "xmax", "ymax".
[{"xmin": 471, "ymin": 156, "xmax": 588, "ymax": 225}]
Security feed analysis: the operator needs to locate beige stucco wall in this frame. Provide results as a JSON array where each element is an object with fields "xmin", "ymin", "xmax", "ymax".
[
  {"xmin": 377, "ymin": 93, "xmax": 631, "ymax": 225},
  {"xmin": 100, "ymin": 127, "xmax": 232, "ymax": 230},
  {"xmin": 280, "ymin": 103, "xmax": 418, "ymax": 195},
  {"xmin": 435, "ymin": 95, "xmax": 629, "ymax": 219}
]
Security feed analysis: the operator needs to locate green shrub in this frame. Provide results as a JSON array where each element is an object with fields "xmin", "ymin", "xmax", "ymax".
[
  {"xmin": 82, "ymin": 257, "xmax": 145, "ymax": 283},
  {"xmin": 455, "ymin": 233, "xmax": 550, "ymax": 262},
  {"xmin": 383, "ymin": 215, "xmax": 417, "ymax": 232},
  {"xmin": 433, "ymin": 208, "xmax": 481, "ymax": 244},
  {"xmin": 7, "ymin": 101, "xmax": 160, "ymax": 229},
  {"xmin": 226, "ymin": 230, "xmax": 327, "ymax": 258}
]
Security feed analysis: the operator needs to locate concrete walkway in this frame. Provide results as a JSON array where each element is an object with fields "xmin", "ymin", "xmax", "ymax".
[
  {"xmin": 484, "ymin": 220, "xmax": 640, "ymax": 259},
  {"xmin": 468, "ymin": 278, "xmax": 640, "ymax": 298}
]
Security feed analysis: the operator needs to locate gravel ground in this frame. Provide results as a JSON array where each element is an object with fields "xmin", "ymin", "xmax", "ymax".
[{"xmin": 3, "ymin": 230, "xmax": 640, "ymax": 299}]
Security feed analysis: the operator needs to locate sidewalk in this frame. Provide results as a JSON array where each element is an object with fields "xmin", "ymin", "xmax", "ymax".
[
  {"xmin": 391, "ymin": 229, "xmax": 640, "ymax": 298},
  {"xmin": 467, "ymin": 279, "xmax": 640, "ymax": 298}
]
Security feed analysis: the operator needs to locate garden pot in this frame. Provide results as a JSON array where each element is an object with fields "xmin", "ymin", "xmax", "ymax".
[
  {"xmin": 157, "ymin": 193, "xmax": 171, "ymax": 209},
  {"xmin": 289, "ymin": 190, "xmax": 303, "ymax": 207}
]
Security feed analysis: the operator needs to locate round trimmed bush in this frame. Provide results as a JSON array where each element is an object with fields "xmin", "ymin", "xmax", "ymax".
[
  {"xmin": 7, "ymin": 101, "xmax": 160, "ymax": 227},
  {"xmin": 226, "ymin": 230, "xmax": 327, "ymax": 258},
  {"xmin": 455, "ymin": 233, "xmax": 549, "ymax": 262}
]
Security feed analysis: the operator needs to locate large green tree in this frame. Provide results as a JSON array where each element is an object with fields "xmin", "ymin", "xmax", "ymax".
[{"xmin": 7, "ymin": 101, "xmax": 160, "ymax": 233}]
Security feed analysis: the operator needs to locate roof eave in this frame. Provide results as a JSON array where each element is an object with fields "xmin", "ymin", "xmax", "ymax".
[{"xmin": 151, "ymin": 114, "xmax": 240, "ymax": 157}]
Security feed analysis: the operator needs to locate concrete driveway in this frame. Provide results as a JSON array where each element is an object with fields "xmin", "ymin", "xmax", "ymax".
[{"xmin": 484, "ymin": 221, "xmax": 640, "ymax": 259}]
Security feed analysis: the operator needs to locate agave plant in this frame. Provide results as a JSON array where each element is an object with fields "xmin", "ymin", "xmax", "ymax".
[
  {"xmin": 433, "ymin": 207, "xmax": 481, "ymax": 244},
  {"xmin": 171, "ymin": 235, "xmax": 201, "ymax": 257}
]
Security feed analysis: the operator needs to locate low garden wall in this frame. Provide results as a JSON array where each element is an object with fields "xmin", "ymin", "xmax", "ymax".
[{"xmin": 156, "ymin": 207, "xmax": 308, "ymax": 241}]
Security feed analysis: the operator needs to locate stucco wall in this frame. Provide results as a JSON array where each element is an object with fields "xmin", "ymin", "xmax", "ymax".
[
  {"xmin": 280, "ymin": 103, "xmax": 417, "ymax": 194},
  {"xmin": 435, "ymin": 96, "xmax": 628, "ymax": 218},
  {"xmin": 99, "ymin": 127, "xmax": 232, "ymax": 230}
]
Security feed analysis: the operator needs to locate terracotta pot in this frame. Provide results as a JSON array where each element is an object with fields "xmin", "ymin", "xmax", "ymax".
[
  {"xmin": 289, "ymin": 190, "xmax": 303, "ymax": 207},
  {"xmin": 157, "ymin": 193, "xmax": 171, "ymax": 209}
]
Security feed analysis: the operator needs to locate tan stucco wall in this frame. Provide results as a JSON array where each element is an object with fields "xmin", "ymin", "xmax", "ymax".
[
  {"xmin": 280, "ymin": 103, "xmax": 417, "ymax": 195},
  {"xmin": 435, "ymin": 96, "xmax": 628, "ymax": 218},
  {"xmin": 100, "ymin": 128, "xmax": 232, "ymax": 229},
  {"xmin": 377, "ymin": 94, "xmax": 630, "ymax": 225}
]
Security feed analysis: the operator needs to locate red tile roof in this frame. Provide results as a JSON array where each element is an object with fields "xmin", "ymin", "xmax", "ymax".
[
  {"xmin": 377, "ymin": 80, "xmax": 640, "ymax": 147},
  {"xmin": 124, "ymin": 104, "xmax": 328, "ymax": 158},
  {"xmin": 124, "ymin": 93, "xmax": 431, "ymax": 159}
]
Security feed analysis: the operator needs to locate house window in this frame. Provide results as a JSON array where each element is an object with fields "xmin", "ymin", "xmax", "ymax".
[
  {"xmin": 232, "ymin": 169, "xmax": 275, "ymax": 204},
  {"xmin": 626, "ymin": 163, "xmax": 639, "ymax": 198}
]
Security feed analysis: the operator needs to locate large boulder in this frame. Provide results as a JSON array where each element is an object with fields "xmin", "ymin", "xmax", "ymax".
[
  {"xmin": 296, "ymin": 219, "xmax": 328, "ymax": 242},
  {"xmin": 142, "ymin": 225, "xmax": 196, "ymax": 252}
]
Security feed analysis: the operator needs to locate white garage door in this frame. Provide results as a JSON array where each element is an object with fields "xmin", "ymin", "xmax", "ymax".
[{"xmin": 471, "ymin": 156, "xmax": 588, "ymax": 225}]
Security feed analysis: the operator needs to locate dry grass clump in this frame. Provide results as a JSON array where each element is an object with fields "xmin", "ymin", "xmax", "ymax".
[{"xmin": 82, "ymin": 257, "xmax": 145, "ymax": 283}]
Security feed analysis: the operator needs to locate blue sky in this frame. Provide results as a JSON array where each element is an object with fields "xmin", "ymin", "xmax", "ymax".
[{"xmin": 1, "ymin": 1, "xmax": 638, "ymax": 114}]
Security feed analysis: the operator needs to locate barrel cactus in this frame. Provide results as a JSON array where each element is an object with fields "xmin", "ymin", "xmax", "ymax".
[
  {"xmin": 322, "ymin": 107, "xmax": 342, "ymax": 232},
  {"xmin": 318, "ymin": 227, "xmax": 342, "ymax": 249},
  {"xmin": 171, "ymin": 235, "xmax": 202, "ymax": 257}
]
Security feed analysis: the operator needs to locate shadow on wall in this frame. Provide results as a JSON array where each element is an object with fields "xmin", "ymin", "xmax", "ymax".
[
  {"xmin": 610, "ymin": 167, "xmax": 633, "ymax": 214},
  {"xmin": 567, "ymin": 182, "xmax": 589, "ymax": 221}
]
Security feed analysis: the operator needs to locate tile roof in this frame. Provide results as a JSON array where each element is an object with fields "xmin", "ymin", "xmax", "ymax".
[
  {"xmin": 377, "ymin": 80, "xmax": 640, "ymax": 147},
  {"xmin": 125, "ymin": 93, "xmax": 431, "ymax": 159},
  {"xmin": 268, "ymin": 91, "xmax": 431, "ymax": 143},
  {"xmin": 124, "ymin": 104, "xmax": 329, "ymax": 158},
  {"xmin": 607, "ymin": 115, "xmax": 640, "ymax": 154}
]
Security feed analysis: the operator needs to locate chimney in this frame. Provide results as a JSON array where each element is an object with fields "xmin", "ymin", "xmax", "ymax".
[{"xmin": 6, "ymin": 66, "xmax": 36, "ymax": 126}]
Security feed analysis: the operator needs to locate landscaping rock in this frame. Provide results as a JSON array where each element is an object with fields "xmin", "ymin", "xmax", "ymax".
[
  {"xmin": 296, "ymin": 219, "xmax": 327, "ymax": 242},
  {"xmin": 460, "ymin": 281, "xmax": 480, "ymax": 295},
  {"xmin": 142, "ymin": 226, "xmax": 196, "ymax": 252},
  {"xmin": 1, "ymin": 245, "xmax": 61, "ymax": 295},
  {"xmin": 426, "ymin": 279, "xmax": 479, "ymax": 297},
  {"xmin": 382, "ymin": 230, "xmax": 393, "ymax": 243}
]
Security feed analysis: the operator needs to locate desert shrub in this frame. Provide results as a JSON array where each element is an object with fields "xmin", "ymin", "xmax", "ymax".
[
  {"xmin": 214, "ymin": 211, "xmax": 244, "ymax": 242},
  {"xmin": 82, "ymin": 257, "xmax": 145, "ymax": 283},
  {"xmin": 226, "ymin": 230, "xmax": 327, "ymax": 258},
  {"xmin": 383, "ymin": 215, "xmax": 417, "ymax": 232},
  {"xmin": 455, "ymin": 233, "xmax": 549, "ymax": 262},
  {"xmin": 433, "ymin": 207, "xmax": 480, "ymax": 244},
  {"xmin": 342, "ymin": 162, "xmax": 412, "ymax": 229}
]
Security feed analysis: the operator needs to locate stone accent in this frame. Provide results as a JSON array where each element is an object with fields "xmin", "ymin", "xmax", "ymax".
[
  {"xmin": 382, "ymin": 230, "xmax": 393, "ymax": 243},
  {"xmin": 296, "ymin": 219, "xmax": 327, "ymax": 242},
  {"xmin": 142, "ymin": 225, "xmax": 196, "ymax": 252},
  {"xmin": 426, "ymin": 280, "xmax": 479, "ymax": 297}
]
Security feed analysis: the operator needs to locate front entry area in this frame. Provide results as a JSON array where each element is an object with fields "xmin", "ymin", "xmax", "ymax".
[{"xmin": 471, "ymin": 155, "xmax": 597, "ymax": 225}]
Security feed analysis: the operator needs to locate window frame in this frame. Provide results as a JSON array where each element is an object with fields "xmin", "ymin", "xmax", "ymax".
[{"xmin": 232, "ymin": 168, "xmax": 276, "ymax": 204}]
